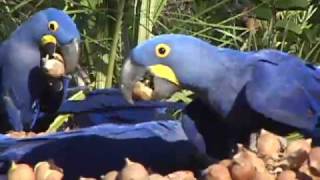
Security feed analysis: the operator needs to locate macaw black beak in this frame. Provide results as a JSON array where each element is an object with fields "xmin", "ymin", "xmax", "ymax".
[
  {"xmin": 120, "ymin": 58, "xmax": 147, "ymax": 104},
  {"xmin": 60, "ymin": 38, "xmax": 80, "ymax": 73},
  {"xmin": 120, "ymin": 57, "xmax": 180, "ymax": 104},
  {"xmin": 41, "ymin": 35, "xmax": 80, "ymax": 74}
]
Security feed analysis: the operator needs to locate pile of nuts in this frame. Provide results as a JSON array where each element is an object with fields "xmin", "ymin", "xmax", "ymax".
[
  {"xmin": 202, "ymin": 129, "xmax": 320, "ymax": 180},
  {"xmin": 8, "ymin": 161, "xmax": 63, "ymax": 180},
  {"xmin": 79, "ymin": 129, "xmax": 320, "ymax": 180},
  {"xmin": 7, "ymin": 158, "xmax": 197, "ymax": 180},
  {"xmin": 4, "ymin": 125, "xmax": 320, "ymax": 179},
  {"xmin": 5, "ymin": 131, "xmax": 48, "ymax": 139},
  {"xmin": 81, "ymin": 158, "xmax": 196, "ymax": 180}
]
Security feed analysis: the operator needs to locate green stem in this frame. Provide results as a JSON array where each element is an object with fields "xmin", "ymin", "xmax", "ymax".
[
  {"xmin": 106, "ymin": 0, "xmax": 125, "ymax": 88},
  {"xmin": 306, "ymin": 40, "xmax": 320, "ymax": 61}
]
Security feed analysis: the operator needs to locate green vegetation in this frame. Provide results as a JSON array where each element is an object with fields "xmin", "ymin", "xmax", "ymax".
[{"xmin": 1, "ymin": 0, "xmax": 319, "ymax": 89}]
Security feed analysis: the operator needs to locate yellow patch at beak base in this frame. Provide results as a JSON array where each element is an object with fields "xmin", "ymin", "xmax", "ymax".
[
  {"xmin": 148, "ymin": 64, "xmax": 179, "ymax": 85},
  {"xmin": 41, "ymin": 34, "xmax": 57, "ymax": 46}
]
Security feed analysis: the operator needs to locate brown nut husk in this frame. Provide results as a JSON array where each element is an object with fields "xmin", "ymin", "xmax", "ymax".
[
  {"xmin": 6, "ymin": 131, "xmax": 27, "ymax": 139},
  {"xmin": 34, "ymin": 161, "xmax": 51, "ymax": 180},
  {"xmin": 230, "ymin": 159, "xmax": 256, "ymax": 180},
  {"xmin": 299, "ymin": 158, "xmax": 320, "ymax": 179},
  {"xmin": 149, "ymin": 174, "xmax": 168, "ymax": 180},
  {"xmin": 102, "ymin": 170, "xmax": 119, "ymax": 180},
  {"xmin": 218, "ymin": 159, "xmax": 233, "ymax": 169},
  {"xmin": 309, "ymin": 147, "xmax": 320, "ymax": 175},
  {"xmin": 204, "ymin": 164, "xmax": 232, "ymax": 180},
  {"xmin": 43, "ymin": 160, "xmax": 63, "ymax": 174},
  {"xmin": 253, "ymin": 171, "xmax": 275, "ymax": 180},
  {"xmin": 276, "ymin": 170, "xmax": 296, "ymax": 180},
  {"xmin": 43, "ymin": 169, "xmax": 63, "ymax": 180},
  {"xmin": 298, "ymin": 159, "xmax": 313, "ymax": 178},
  {"xmin": 233, "ymin": 144, "xmax": 266, "ymax": 173},
  {"xmin": 132, "ymin": 81, "xmax": 153, "ymax": 101},
  {"xmin": 165, "ymin": 171, "xmax": 196, "ymax": 180},
  {"xmin": 257, "ymin": 129, "xmax": 282, "ymax": 159},
  {"xmin": 117, "ymin": 158, "xmax": 149, "ymax": 180},
  {"xmin": 37, "ymin": 132, "xmax": 48, "ymax": 137},
  {"xmin": 43, "ymin": 53, "xmax": 65, "ymax": 78},
  {"xmin": 286, "ymin": 139, "xmax": 312, "ymax": 169},
  {"xmin": 26, "ymin": 132, "xmax": 37, "ymax": 138},
  {"xmin": 8, "ymin": 162, "xmax": 35, "ymax": 180}
]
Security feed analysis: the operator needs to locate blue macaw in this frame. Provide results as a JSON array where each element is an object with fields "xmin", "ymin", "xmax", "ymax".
[
  {"xmin": 120, "ymin": 34, "xmax": 320, "ymax": 159},
  {"xmin": 0, "ymin": 8, "xmax": 81, "ymax": 132}
]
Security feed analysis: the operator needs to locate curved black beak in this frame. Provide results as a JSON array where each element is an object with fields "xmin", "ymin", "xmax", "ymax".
[
  {"xmin": 120, "ymin": 57, "xmax": 179, "ymax": 104},
  {"xmin": 60, "ymin": 38, "xmax": 80, "ymax": 73},
  {"xmin": 41, "ymin": 35, "xmax": 80, "ymax": 74},
  {"xmin": 120, "ymin": 58, "xmax": 147, "ymax": 104},
  {"xmin": 42, "ymin": 43, "xmax": 56, "ymax": 58}
]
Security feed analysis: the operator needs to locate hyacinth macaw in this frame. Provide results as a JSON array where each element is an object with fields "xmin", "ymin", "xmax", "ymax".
[
  {"xmin": 0, "ymin": 8, "xmax": 80, "ymax": 132},
  {"xmin": 120, "ymin": 34, "xmax": 320, "ymax": 159}
]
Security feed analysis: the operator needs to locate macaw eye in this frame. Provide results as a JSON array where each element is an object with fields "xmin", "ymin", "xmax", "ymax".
[
  {"xmin": 48, "ymin": 21, "xmax": 59, "ymax": 32},
  {"xmin": 155, "ymin": 43, "xmax": 171, "ymax": 58}
]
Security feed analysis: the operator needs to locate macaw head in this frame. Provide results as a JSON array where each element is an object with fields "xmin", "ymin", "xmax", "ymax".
[
  {"xmin": 17, "ymin": 8, "xmax": 81, "ymax": 73},
  {"xmin": 121, "ymin": 34, "xmax": 218, "ymax": 104}
]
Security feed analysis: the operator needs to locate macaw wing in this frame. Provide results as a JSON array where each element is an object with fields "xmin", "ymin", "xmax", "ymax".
[
  {"xmin": 245, "ymin": 51, "xmax": 320, "ymax": 130},
  {"xmin": 0, "ymin": 121, "xmax": 200, "ymax": 179}
]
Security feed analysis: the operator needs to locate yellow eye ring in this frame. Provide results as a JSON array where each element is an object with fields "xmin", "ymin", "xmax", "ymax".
[
  {"xmin": 48, "ymin": 21, "xmax": 59, "ymax": 32},
  {"xmin": 155, "ymin": 43, "xmax": 171, "ymax": 58}
]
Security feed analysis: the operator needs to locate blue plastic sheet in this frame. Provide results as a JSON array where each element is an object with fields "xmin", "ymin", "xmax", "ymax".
[
  {"xmin": 61, "ymin": 89, "xmax": 184, "ymax": 125},
  {"xmin": 0, "ymin": 121, "xmax": 203, "ymax": 179},
  {"xmin": 33, "ymin": 88, "xmax": 185, "ymax": 131},
  {"xmin": 0, "ymin": 88, "xmax": 211, "ymax": 179}
]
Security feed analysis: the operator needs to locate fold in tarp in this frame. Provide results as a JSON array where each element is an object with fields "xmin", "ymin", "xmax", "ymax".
[
  {"xmin": 34, "ymin": 88, "xmax": 185, "ymax": 130},
  {"xmin": 59, "ymin": 89, "xmax": 185, "ymax": 126}
]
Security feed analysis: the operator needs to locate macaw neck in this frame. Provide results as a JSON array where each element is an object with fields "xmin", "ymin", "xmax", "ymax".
[
  {"xmin": 7, "ymin": 13, "xmax": 46, "ymax": 47},
  {"xmin": 9, "ymin": 23, "xmax": 39, "ymax": 47},
  {"xmin": 183, "ymin": 46, "xmax": 253, "ymax": 117},
  {"xmin": 0, "ymin": 22, "xmax": 40, "ymax": 67}
]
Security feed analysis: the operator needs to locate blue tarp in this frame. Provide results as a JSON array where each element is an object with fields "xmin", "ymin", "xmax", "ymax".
[
  {"xmin": 0, "ymin": 89, "xmax": 208, "ymax": 179},
  {"xmin": 57, "ymin": 88, "xmax": 185, "ymax": 126},
  {"xmin": 0, "ymin": 121, "xmax": 202, "ymax": 179}
]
